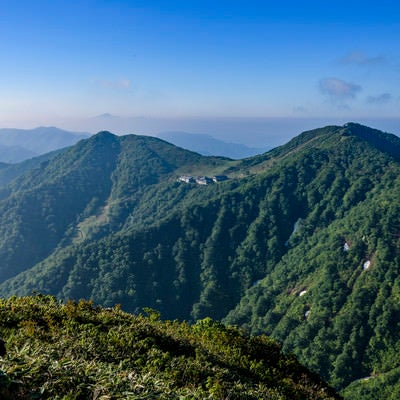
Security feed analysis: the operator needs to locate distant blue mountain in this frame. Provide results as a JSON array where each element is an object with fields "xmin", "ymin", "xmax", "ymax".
[
  {"xmin": 157, "ymin": 131, "xmax": 269, "ymax": 159},
  {"xmin": 0, "ymin": 126, "xmax": 90, "ymax": 163},
  {"xmin": 0, "ymin": 144, "xmax": 37, "ymax": 163}
]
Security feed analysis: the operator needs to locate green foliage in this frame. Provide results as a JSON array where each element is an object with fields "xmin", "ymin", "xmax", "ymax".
[
  {"xmin": 0, "ymin": 295, "xmax": 340, "ymax": 399},
  {"xmin": 0, "ymin": 148, "xmax": 64, "ymax": 190},
  {"xmin": 342, "ymin": 366, "xmax": 400, "ymax": 400}
]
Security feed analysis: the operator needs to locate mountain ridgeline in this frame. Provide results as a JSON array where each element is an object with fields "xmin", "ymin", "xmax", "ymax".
[{"xmin": 0, "ymin": 123, "xmax": 399, "ymax": 397}]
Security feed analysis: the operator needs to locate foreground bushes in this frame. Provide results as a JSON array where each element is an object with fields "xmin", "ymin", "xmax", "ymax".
[{"xmin": 0, "ymin": 295, "xmax": 340, "ymax": 399}]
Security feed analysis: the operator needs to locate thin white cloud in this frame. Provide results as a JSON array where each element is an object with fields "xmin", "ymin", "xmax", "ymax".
[
  {"xmin": 340, "ymin": 51, "xmax": 386, "ymax": 66},
  {"xmin": 319, "ymin": 78, "xmax": 362, "ymax": 101},
  {"xmin": 94, "ymin": 78, "xmax": 132, "ymax": 90},
  {"xmin": 292, "ymin": 105, "xmax": 308, "ymax": 114},
  {"xmin": 118, "ymin": 79, "xmax": 132, "ymax": 89},
  {"xmin": 366, "ymin": 93, "xmax": 392, "ymax": 104}
]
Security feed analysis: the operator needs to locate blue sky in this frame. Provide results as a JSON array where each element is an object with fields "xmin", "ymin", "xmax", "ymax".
[{"xmin": 0, "ymin": 0, "xmax": 399, "ymax": 145}]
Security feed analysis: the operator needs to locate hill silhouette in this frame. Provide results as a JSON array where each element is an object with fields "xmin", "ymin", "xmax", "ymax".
[{"xmin": 0, "ymin": 126, "xmax": 89, "ymax": 163}]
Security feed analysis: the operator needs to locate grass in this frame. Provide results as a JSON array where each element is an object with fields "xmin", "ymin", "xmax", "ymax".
[{"xmin": 0, "ymin": 295, "xmax": 340, "ymax": 399}]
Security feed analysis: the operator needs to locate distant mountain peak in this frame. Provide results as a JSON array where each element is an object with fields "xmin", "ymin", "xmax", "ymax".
[
  {"xmin": 34, "ymin": 126, "xmax": 58, "ymax": 130},
  {"xmin": 94, "ymin": 130, "xmax": 116, "ymax": 137},
  {"xmin": 0, "ymin": 126, "xmax": 90, "ymax": 163},
  {"xmin": 95, "ymin": 113, "xmax": 118, "ymax": 119}
]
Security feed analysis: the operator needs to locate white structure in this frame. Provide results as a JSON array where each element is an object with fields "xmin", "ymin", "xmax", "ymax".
[
  {"xmin": 212, "ymin": 175, "xmax": 228, "ymax": 182},
  {"xmin": 363, "ymin": 260, "xmax": 371, "ymax": 270},
  {"xmin": 196, "ymin": 176, "xmax": 213, "ymax": 185},
  {"xmin": 178, "ymin": 175, "xmax": 194, "ymax": 183}
]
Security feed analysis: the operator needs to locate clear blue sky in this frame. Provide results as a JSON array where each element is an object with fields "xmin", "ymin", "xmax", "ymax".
[{"xmin": 0, "ymin": 0, "xmax": 399, "ymax": 145}]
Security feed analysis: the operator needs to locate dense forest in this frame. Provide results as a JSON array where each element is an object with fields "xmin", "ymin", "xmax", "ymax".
[{"xmin": 0, "ymin": 123, "xmax": 399, "ymax": 397}]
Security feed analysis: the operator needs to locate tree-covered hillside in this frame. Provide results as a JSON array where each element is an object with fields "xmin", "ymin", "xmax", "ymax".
[
  {"xmin": 0, "ymin": 131, "xmax": 232, "ymax": 283},
  {"xmin": 0, "ymin": 123, "xmax": 399, "ymax": 397},
  {"xmin": 0, "ymin": 295, "xmax": 340, "ymax": 399},
  {"xmin": 0, "ymin": 148, "xmax": 66, "ymax": 188}
]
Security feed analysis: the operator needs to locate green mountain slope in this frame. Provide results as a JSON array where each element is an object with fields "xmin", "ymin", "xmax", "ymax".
[
  {"xmin": 0, "ymin": 123, "xmax": 400, "ymax": 397},
  {"xmin": 0, "ymin": 148, "xmax": 66, "ymax": 188},
  {"xmin": 0, "ymin": 131, "xmax": 232, "ymax": 282},
  {"xmin": 0, "ymin": 295, "xmax": 340, "ymax": 399}
]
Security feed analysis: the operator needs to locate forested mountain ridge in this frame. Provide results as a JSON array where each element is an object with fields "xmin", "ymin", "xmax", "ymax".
[
  {"xmin": 0, "ymin": 123, "xmax": 399, "ymax": 398},
  {"xmin": 0, "ymin": 131, "xmax": 232, "ymax": 283}
]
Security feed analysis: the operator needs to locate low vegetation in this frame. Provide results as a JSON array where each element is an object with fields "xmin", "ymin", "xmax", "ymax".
[{"xmin": 0, "ymin": 295, "xmax": 340, "ymax": 399}]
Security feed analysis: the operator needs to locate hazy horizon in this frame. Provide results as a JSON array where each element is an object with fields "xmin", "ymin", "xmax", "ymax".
[
  {"xmin": 1, "ymin": 116, "xmax": 399, "ymax": 149},
  {"xmin": 1, "ymin": 1, "xmax": 399, "ymax": 147}
]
